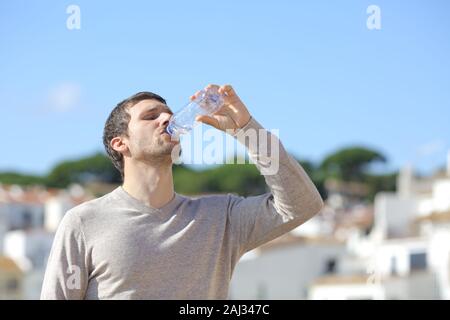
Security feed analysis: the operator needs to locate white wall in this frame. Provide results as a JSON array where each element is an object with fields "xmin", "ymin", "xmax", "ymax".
[
  {"xmin": 0, "ymin": 209, "xmax": 6, "ymax": 254},
  {"xmin": 373, "ymin": 239, "xmax": 429, "ymax": 277},
  {"xmin": 44, "ymin": 196, "xmax": 73, "ymax": 232},
  {"xmin": 23, "ymin": 269, "xmax": 46, "ymax": 300},
  {"xmin": 428, "ymin": 227, "xmax": 450, "ymax": 299},
  {"xmin": 374, "ymin": 192, "xmax": 419, "ymax": 238},
  {"xmin": 1, "ymin": 203, "xmax": 44, "ymax": 230},
  {"xmin": 432, "ymin": 180, "xmax": 450, "ymax": 212},
  {"xmin": 229, "ymin": 242, "xmax": 345, "ymax": 299},
  {"xmin": 383, "ymin": 271, "xmax": 439, "ymax": 299},
  {"xmin": 4, "ymin": 230, "xmax": 54, "ymax": 271},
  {"xmin": 309, "ymin": 271, "xmax": 439, "ymax": 300},
  {"xmin": 309, "ymin": 283, "xmax": 385, "ymax": 300}
]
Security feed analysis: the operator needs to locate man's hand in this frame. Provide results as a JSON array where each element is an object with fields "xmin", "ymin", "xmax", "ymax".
[{"xmin": 193, "ymin": 84, "xmax": 251, "ymax": 133}]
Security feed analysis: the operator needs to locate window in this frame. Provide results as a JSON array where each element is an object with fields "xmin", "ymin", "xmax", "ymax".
[
  {"xmin": 324, "ymin": 258, "xmax": 336, "ymax": 274},
  {"xmin": 410, "ymin": 252, "xmax": 427, "ymax": 270},
  {"xmin": 22, "ymin": 210, "xmax": 33, "ymax": 229},
  {"xmin": 7, "ymin": 278, "xmax": 18, "ymax": 291},
  {"xmin": 391, "ymin": 256, "xmax": 397, "ymax": 275}
]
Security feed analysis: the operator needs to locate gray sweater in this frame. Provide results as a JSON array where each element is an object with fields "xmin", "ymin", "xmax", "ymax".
[{"xmin": 40, "ymin": 118, "xmax": 323, "ymax": 300}]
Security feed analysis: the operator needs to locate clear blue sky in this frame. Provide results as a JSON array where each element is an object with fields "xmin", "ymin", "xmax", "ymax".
[{"xmin": 1, "ymin": 0, "xmax": 449, "ymax": 176}]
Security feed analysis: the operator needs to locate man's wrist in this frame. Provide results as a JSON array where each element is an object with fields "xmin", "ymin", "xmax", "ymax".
[
  {"xmin": 238, "ymin": 115, "xmax": 252, "ymax": 129},
  {"xmin": 229, "ymin": 116, "xmax": 254, "ymax": 136}
]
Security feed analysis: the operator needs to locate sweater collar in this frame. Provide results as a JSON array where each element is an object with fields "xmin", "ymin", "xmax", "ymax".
[{"xmin": 113, "ymin": 186, "xmax": 184, "ymax": 214}]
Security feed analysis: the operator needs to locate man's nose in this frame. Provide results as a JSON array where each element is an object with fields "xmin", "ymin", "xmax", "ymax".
[{"xmin": 159, "ymin": 112, "xmax": 172, "ymax": 127}]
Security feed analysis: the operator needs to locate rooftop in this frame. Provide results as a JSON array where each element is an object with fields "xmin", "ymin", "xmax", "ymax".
[{"xmin": 0, "ymin": 256, "xmax": 23, "ymax": 274}]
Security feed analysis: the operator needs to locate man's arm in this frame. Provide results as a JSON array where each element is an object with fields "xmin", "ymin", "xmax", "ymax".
[
  {"xmin": 40, "ymin": 211, "xmax": 89, "ymax": 299},
  {"xmin": 196, "ymin": 84, "xmax": 324, "ymax": 254},
  {"xmin": 228, "ymin": 117, "xmax": 324, "ymax": 253}
]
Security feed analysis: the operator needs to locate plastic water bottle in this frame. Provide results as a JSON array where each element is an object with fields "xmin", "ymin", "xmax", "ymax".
[{"xmin": 166, "ymin": 87, "xmax": 224, "ymax": 138}]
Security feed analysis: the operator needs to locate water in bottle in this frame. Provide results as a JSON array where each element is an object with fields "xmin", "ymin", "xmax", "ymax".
[{"xmin": 166, "ymin": 87, "xmax": 224, "ymax": 139}]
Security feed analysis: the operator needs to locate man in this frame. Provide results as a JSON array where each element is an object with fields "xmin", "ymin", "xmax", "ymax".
[{"xmin": 41, "ymin": 84, "xmax": 323, "ymax": 299}]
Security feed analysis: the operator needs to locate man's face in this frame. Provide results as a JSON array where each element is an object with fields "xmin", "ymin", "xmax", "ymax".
[{"xmin": 124, "ymin": 99, "xmax": 179, "ymax": 164}]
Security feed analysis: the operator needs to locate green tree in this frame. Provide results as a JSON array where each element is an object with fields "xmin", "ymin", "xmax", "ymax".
[
  {"xmin": 365, "ymin": 172, "xmax": 397, "ymax": 201},
  {"xmin": 46, "ymin": 153, "xmax": 121, "ymax": 188},
  {"xmin": 0, "ymin": 172, "xmax": 46, "ymax": 186},
  {"xmin": 299, "ymin": 159, "xmax": 327, "ymax": 200},
  {"xmin": 0, "ymin": 147, "xmax": 397, "ymax": 203},
  {"xmin": 320, "ymin": 146, "xmax": 387, "ymax": 182},
  {"xmin": 173, "ymin": 163, "xmax": 266, "ymax": 197}
]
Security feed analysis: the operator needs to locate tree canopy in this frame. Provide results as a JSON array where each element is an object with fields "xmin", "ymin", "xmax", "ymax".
[
  {"xmin": 319, "ymin": 146, "xmax": 387, "ymax": 182},
  {"xmin": 0, "ymin": 146, "xmax": 397, "ymax": 201}
]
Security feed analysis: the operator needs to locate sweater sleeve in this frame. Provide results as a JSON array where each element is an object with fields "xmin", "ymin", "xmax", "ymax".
[
  {"xmin": 227, "ymin": 117, "xmax": 324, "ymax": 254},
  {"xmin": 40, "ymin": 211, "xmax": 89, "ymax": 300}
]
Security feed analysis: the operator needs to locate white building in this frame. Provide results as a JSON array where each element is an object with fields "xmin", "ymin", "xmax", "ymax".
[
  {"xmin": 309, "ymin": 235, "xmax": 440, "ymax": 300},
  {"xmin": 0, "ymin": 185, "xmax": 46, "ymax": 231},
  {"xmin": 417, "ymin": 212, "xmax": 450, "ymax": 299},
  {"xmin": 0, "ymin": 209, "xmax": 6, "ymax": 255},
  {"xmin": 372, "ymin": 238, "xmax": 429, "ymax": 278},
  {"xmin": 44, "ymin": 196, "xmax": 72, "ymax": 233},
  {"xmin": 0, "ymin": 184, "xmax": 93, "ymax": 299},
  {"xmin": 0, "ymin": 256, "xmax": 24, "ymax": 299},
  {"xmin": 229, "ymin": 235, "xmax": 346, "ymax": 299},
  {"xmin": 309, "ymin": 275, "xmax": 385, "ymax": 300},
  {"xmin": 44, "ymin": 184, "xmax": 90, "ymax": 232},
  {"xmin": 309, "ymin": 271, "xmax": 438, "ymax": 300},
  {"xmin": 0, "ymin": 184, "xmax": 89, "ymax": 233},
  {"xmin": 372, "ymin": 192, "xmax": 420, "ymax": 238},
  {"xmin": 23, "ymin": 269, "xmax": 47, "ymax": 299},
  {"xmin": 2, "ymin": 229, "xmax": 55, "ymax": 299},
  {"xmin": 309, "ymin": 151, "xmax": 450, "ymax": 300},
  {"xmin": 3, "ymin": 229, "xmax": 55, "ymax": 272}
]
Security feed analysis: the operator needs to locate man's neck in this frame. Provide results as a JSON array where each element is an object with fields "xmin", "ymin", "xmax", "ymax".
[{"xmin": 122, "ymin": 160, "xmax": 175, "ymax": 209}]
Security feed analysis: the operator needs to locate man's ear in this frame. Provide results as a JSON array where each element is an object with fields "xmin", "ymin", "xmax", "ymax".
[{"xmin": 110, "ymin": 136, "xmax": 128, "ymax": 154}]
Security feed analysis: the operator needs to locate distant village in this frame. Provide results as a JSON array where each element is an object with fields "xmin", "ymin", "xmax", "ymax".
[{"xmin": 1, "ymin": 153, "xmax": 449, "ymax": 300}]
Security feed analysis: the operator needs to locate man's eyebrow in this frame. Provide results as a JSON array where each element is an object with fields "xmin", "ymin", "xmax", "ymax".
[{"xmin": 139, "ymin": 104, "xmax": 171, "ymax": 116}]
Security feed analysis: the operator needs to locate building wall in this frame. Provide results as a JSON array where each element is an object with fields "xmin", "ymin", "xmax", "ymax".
[
  {"xmin": 308, "ymin": 272, "xmax": 439, "ymax": 300},
  {"xmin": 383, "ymin": 271, "xmax": 440, "ymax": 299},
  {"xmin": 428, "ymin": 227, "xmax": 450, "ymax": 299},
  {"xmin": 432, "ymin": 180, "xmax": 450, "ymax": 212},
  {"xmin": 1, "ymin": 203, "xmax": 44, "ymax": 230},
  {"xmin": 0, "ymin": 210, "xmax": 6, "ymax": 255},
  {"xmin": 0, "ymin": 272, "xmax": 23, "ymax": 300},
  {"xmin": 23, "ymin": 269, "xmax": 46, "ymax": 299},
  {"xmin": 229, "ymin": 242, "xmax": 345, "ymax": 299},
  {"xmin": 4, "ymin": 230, "xmax": 55, "ymax": 271},
  {"xmin": 44, "ymin": 196, "xmax": 73, "ymax": 232},
  {"xmin": 374, "ymin": 193, "xmax": 419, "ymax": 238},
  {"xmin": 309, "ymin": 283, "xmax": 385, "ymax": 300}
]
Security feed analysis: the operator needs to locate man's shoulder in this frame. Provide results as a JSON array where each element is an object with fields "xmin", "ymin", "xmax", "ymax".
[
  {"xmin": 183, "ymin": 193, "xmax": 243, "ymax": 208},
  {"xmin": 65, "ymin": 189, "xmax": 117, "ymax": 220}
]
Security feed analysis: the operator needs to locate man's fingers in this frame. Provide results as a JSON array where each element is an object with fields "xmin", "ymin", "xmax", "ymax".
[
  {"xmin": 191, "ymin": 84, "xmax": 237, "ymax": 104},
  {"xmin": 190, "ymin": 90, "xmax": 202, "ymax": 101},
  {"xmin": 203, "ymin": 84, "xmax": 236, "ymax": 98},
  {"xmin": 205, "ymin": 84, "xmax": 220, "ymax": 91},
  {"xmin": 196, "ymin": 115, "xmax": 220, "ymax": 129},
  {"xmin": 219, "ymin": 84, "xmax": 236, "ymax": 97}
]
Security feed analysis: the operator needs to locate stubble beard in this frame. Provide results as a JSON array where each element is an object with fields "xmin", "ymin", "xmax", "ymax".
[{"xmin": 143, "ymin": 136, "xmax": 177, "ymax": 167}]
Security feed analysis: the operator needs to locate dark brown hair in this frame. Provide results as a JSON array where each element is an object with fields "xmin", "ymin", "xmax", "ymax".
[{"xmin": 102, "ymin": 92, "xmax": 167, "ymax": 179}]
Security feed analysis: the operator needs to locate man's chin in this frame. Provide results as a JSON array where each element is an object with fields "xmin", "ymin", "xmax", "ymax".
[
  {"xmin": 163, "ymin": 140, "xmax": 182, "ymax": 157},
  {"xmin": 162, "ymin": 132, "xmax": 180, "ymax": 144},
  {"xmin": 142, "ymin": 150, "xmax": 174, "ymax": 166},
  {"xmin": 142, "ymin": 137, "xmax": 180, "ymax": 164}
]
